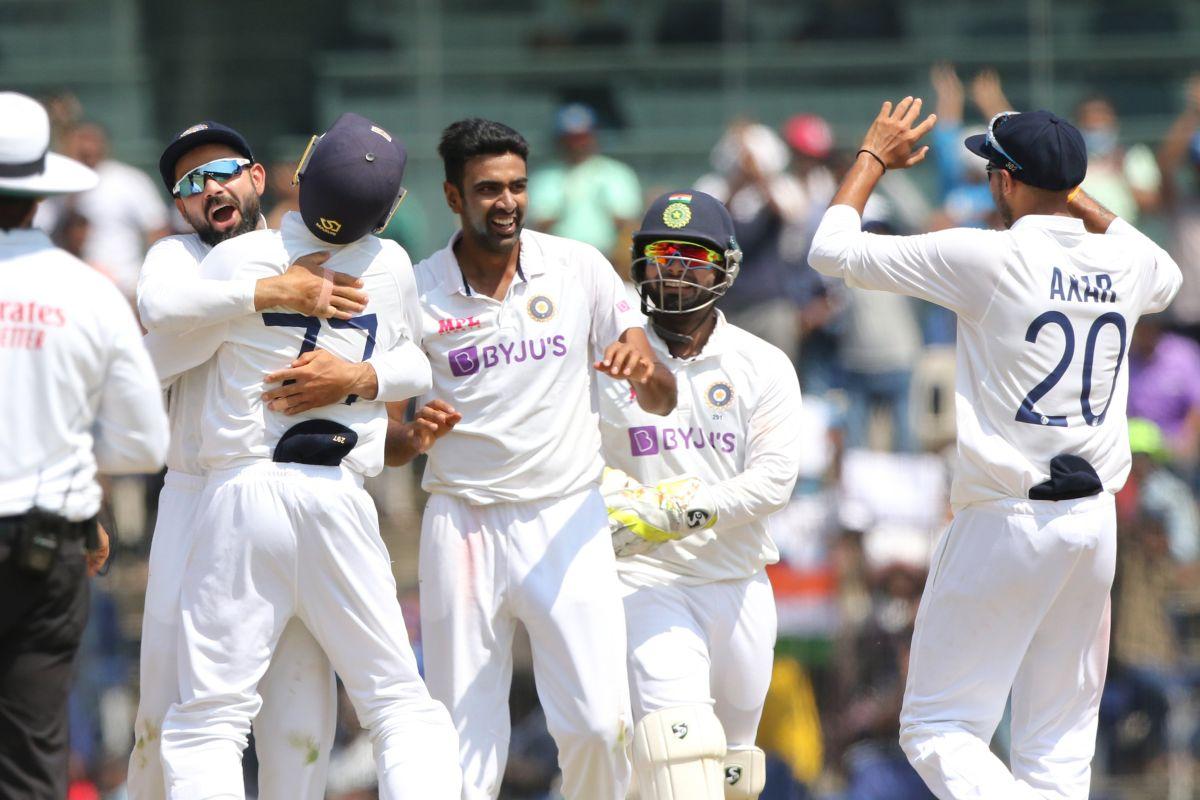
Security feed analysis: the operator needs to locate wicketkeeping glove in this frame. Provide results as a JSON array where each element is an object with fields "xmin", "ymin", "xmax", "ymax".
[{"xmin": 601, "ymin": 467, "xmax": 718, "ymax": 557}]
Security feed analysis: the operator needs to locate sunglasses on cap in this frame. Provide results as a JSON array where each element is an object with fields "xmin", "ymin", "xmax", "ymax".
[
  {"xmin": 172, "ymin": 157, "xmax": 252, "ymax": 198},
  {"xmin": 985, "ymin": 112, "xmax": 1023, "ymax": 172},
  {"xmin": 643, "ymin": 240, "xmax": 723, "ymax": 269},
  {"xmin": 292, "ymin": 134, "xmax": 408, "ymax": 234}
]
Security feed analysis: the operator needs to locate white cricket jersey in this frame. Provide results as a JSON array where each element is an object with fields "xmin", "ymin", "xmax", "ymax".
[
  {"xmin": 599, "ymin": 313, "xmax": 803, "ymax": 583},
  {"xmin": 0, "ymin": 228, "xmax": 168, "ymax": 521},
  {"xmin": 414, "ymin": 228, "xmax": 644, "ymax": 504},
  {"xmin": 137, "ymin": 233, "xmax": 252, "ymax": 476},
  {"xmin": 810, "ymin": 205, "xmax": 1183, "ymax": 510},
  {"xmin": 142, "ymin": 212, "xmax": 430, "ymax": 477}
]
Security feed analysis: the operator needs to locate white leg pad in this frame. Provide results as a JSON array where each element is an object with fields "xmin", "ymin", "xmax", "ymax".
[
  {"xmin": 723, "ymin": 746, "xmax": 766, "ymax": 799},
  {"xmin": 632, "ymin": 705, "xmax": 728, "ymax": 800}
]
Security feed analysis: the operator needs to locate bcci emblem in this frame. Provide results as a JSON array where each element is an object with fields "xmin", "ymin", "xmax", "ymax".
[
  {"xmin": 663, "ymin": 202, "xmax": 692, "ymax": 229},
  {"xmin": 316, "ymin": 218, "xmax": 342, "ymax": 236},
  {"xmin": 705, "ymin": 381, "xmax": 735, "ymax": 409},
  {"xmin": 527, "ymin": 295, "xmax": 555, "ymax": 322}
]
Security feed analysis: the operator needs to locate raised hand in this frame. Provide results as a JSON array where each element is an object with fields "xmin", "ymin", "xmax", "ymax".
[{"xmin": 858, "ymin": 97, "xmax": 938, "ymax": 171}]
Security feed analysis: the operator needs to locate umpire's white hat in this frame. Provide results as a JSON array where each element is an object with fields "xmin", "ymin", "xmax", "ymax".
[{"xmin": 0, "ymin": 92, "xmax": 97, "ymax": 196}]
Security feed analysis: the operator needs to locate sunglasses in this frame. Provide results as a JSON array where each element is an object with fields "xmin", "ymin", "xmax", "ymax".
[
  {"xmin": 172, "ymin": 157, "xmax": 251, "ymax": 198},
  {"xmin": 985, "ymin": 112, "xmax": 1023, "ymax": 172},
  {"xmin": 643, "ymin": 240, "xmax": 723, "ymax": 269}
]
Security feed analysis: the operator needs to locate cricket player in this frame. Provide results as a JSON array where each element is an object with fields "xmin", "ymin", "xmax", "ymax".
[
  {"xmin": 129, "ymin": 120, "xmax": 403, "ymax": 799},
  {"xmin": 808, "ymin": 98, "xmax": 1182, "ymax": 799},
  {"xmin": 596, "ymin": 190, "xmax": 802, "ymax": 799},
  {"xmin": 148, "ymin": 112, "xmax": 461, "ymax": 800},
  {"xmin": 388, "ymin": 118, "xmax": 676, "ymax": 800}
]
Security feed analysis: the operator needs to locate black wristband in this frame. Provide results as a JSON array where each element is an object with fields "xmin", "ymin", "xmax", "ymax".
[{"xmin": 856, "ymin": 149, "xmax": 886, "ymax": 173}]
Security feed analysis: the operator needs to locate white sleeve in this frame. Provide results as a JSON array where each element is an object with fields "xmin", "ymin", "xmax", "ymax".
[
  {"xmin": 143, "ymin": 324, "xmax": 227, "ymax": 388},
  {"xmin": 585, "ymin": 245, "xmax": 645, "ymax": 351},
  {"xmin": 808, "ymin": 204, "xmax": 1005, "ymax": 320},
  {"xmin": 707, "ymin": 350, "xmax": 804, "ymax": 528},
  {"xmin": 367, "ymin": 340, "xmax": 432, "ymax": 402},
  {"xmin": 366, "ymin": 240, "xmax": 433, "ymax": 402},
  {"xmin": 136, "ymin": 237, "xmax": 256, "ymax": 333},
  {"xmin": 1106, "ymin": 217, "xmax": 1183, "ymax": 314},
  {"xmin": 93, "ymin": 294, "xmax": 170, "ymax": 473}
]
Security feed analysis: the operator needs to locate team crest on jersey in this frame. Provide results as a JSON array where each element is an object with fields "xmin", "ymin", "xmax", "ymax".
[
  {"xmin": 527, "ymin": 295, "xmax": 555, "ymax": 322},
  {"xmin": 705, "ymin": 380, "xmax": 735, "ymax": 409},
  {"xmin": 663, "ymin": 202, "xmax": 692, "ymax": 229},
  {"xmin": 316, "ymin": 217, "xmax": 342, "ymax": 236}
]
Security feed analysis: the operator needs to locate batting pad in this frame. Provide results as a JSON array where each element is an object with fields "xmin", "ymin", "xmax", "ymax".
[
  {"xmin": 723, "ymin": 745, "xmax": 766, "ymax": 799},
  {"xmin": 632, "ymin": 704, "xmax": 727, "ymax": 799}
]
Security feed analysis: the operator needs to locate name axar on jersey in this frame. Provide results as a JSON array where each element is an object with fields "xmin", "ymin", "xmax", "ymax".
[
  {"xmin": 599, "ymin": 191, "xmax": 802, "ymax": 800},
  {"xmin": 158, "ymin": 114, "xmax": 460, "ymax": 800}
]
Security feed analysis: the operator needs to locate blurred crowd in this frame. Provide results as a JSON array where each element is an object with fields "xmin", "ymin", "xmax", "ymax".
[{"xmin": 40, "ymin": 65, "xmax": 1200, "ymax": 799}]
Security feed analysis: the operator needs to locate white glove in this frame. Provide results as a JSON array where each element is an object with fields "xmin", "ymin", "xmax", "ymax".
[{"xmin": 601, "ymin": 468, "xmax": 718, "ymax": 557}]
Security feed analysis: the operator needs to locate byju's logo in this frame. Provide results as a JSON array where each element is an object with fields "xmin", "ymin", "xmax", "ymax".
[
  {"xmin": 448, "ymin": 346, "xmax": 481, "ymax": 376},
  {"xmin": 628, "ymin": 425, "xmax": 737, "ymax": 456},
  {"xmin": 629, "ymin": 426, "xmax": 659, "ymax": 456},
  {"xmin": 447, "ymin": 335, "xmax": 567, "ymax": 378}
]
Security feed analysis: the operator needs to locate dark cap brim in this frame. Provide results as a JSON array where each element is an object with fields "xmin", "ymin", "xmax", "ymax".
[
  {"xmin": 158, "ymin": 127, "xmax": 254, "ymax": 193},
  {"xmin": 963, "ymin": 133, "xmax": 991, "ymax": 161}
]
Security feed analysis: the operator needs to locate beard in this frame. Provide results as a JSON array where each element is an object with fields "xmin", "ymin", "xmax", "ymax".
[
  {"xmin": 464, "ymin": 205, "xmax": 523, "ymax": 254},
  {"xmin": 190, "ymin": 191, "xmax": 262, "ymax": 247},
  {"xmin": 995, "ymin": 191, "xmax": 1014, "ymax": 229}
]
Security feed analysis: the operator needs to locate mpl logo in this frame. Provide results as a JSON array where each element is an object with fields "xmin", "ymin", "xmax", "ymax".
[{"xmin": 437, "ymin": 316, "xmax": 481, "ymax": 335}]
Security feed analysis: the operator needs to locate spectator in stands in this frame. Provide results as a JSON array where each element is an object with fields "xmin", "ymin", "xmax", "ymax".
[
  {"xmin": 1156, "ymin": 73, "xmax": 1200, "ymax": 339},
  {"xmin": 1128, "ymin": 314, "xmax": 1200, "ymax": 468},
  {"xmin": 528, "ymin": 103, "xmax": 641, "ymax": 271},
  {"xmin": 836, "ymin": 219, "xmax": 921, "ymax": 452},
  {"xmin": 829, "ymin": 524, "xmax": 933, "ymax": 800},
  {"xmin": 780, "ymin": 114, "xmax": 841, "ymax": 387},
  {"xmin": 926, "ymin": 64, "xmax": 1007, "ymax": 231},
  {"xmin": 35, "ymin": 122, "xmax": 170, "ymax": 301},
  {"xmin": 1102, "ymin": 509, "xmax": 1182, "ymax": 775},
  {"xmin": 696, "ymin": 120, "xmax": 808, "ymax": 362},
  {"xmin": 265, "ymin": 155, "xmax": 300, "ymax": 229},
  {"xmin": 1075, "ymin": 94, "xmax": 1160, "ymax": 224},
  {"xmin": 1126, "ymin": 418, "xmax": 1200, "ymax": 564}
]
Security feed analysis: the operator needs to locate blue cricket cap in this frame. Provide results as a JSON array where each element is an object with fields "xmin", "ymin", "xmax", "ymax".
[
  {"xmin": 964, "ymin": 110, "xmax": 1087, "ymax": 191},
  {"xmin": 296, "ymin": 112, "xmax": 407, "ymax": 245},
  {"xmin": 632, "ymin": 190, "xmax": 738, "ymax": 255},
  {"xmin": 158, "ymin": 120, "xmax": 254, "ymax": 192}
]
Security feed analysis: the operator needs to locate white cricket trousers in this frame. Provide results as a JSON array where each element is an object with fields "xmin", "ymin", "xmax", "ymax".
[
  {"xmin": 419, "ymin": 489, "xmax": 632, "ymax": 800},
  {"xmin": 620, "ymin": 570, "xmax": 776, "ymax": 747},
  {"xmin": 160, "ymin": 462, "xmax": 462, "ymax": 800},
  {"xmin": 128, "ymin": 470, "xmax": 336, "ymax": 800},
  {"xmin": 899, "ymin": 493, "xmax": 1116, "ymax": 800}
]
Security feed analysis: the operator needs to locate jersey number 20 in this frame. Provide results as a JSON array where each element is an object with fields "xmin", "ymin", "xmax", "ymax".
[
  {"xmin": 263, "ymin": 312, "xmax": 378, "ymax": 404},
  {"xmin": 1016, "ymin": 311, "xmax": 1127, "ymax": 427}
]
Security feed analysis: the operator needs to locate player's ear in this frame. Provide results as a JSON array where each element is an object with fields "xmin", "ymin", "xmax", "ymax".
[
  {"xmin": 174, "ymin": 196, "xmax": 186, "ymax": 217},
  {"xmin": 249, "ymin": 162, "xmax": 267, "ymax": 196},
  {"xmin": 443, "ymin": 180, "xmax": 462, "ymax": 214}
]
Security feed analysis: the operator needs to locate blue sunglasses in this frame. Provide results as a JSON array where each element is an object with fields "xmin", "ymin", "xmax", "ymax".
[
  {"xmin": 172, "ymin": 157, "xmax": 251, "ymax": 198},
  {"xmin": 985, "ymin": 112, "xmax": 1023, "ymax": 172}
]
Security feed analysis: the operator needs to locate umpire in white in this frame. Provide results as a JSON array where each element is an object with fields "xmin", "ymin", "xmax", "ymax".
[{"xmin": 0, "ymin": 92, "xmax": 169, "ymax": 798}]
